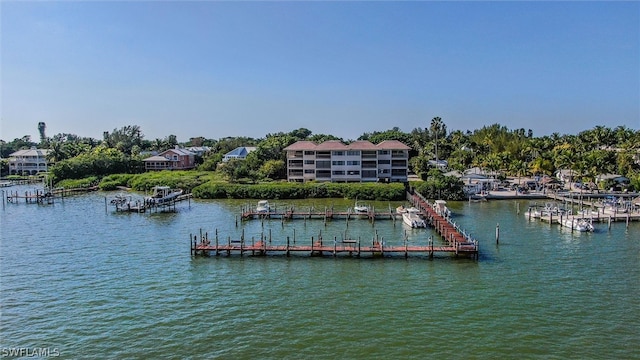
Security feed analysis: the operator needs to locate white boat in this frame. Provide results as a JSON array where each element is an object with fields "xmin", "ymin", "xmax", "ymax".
[
  {"xmin": 434, "ymin": 200, "xmax": 451, "ymax": 217},
  {"xmin": 353, "ymin": 201, "xmax": 369, "ymax": 214},
  {"xmin": 146, "ymin": 186, "xmax": 183, "ymax": 205},
  {"xmin": 561, "ymin": 217, "xmax": 594, "ymax": 232},
  {"xmin": 396, "ymin": 205, "xmax": 407, "ymax": 214},
  {"xmin": 402, "ymin": 207, "xmax": 426, "ymax": 228},
  {"xmin": 256, "ymin": 200, "xmax": 271, "ymax": 213}
]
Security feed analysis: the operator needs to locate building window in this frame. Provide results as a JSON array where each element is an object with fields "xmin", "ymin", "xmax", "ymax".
[
  {"xmin": 304, "ymin": 169, "xmax": 315, "ymax": 174},
  {"xmin": 332, "ymin": 151, "xmax": 344, "ymax": 156},
  {"xmin": 332, "ymin": 170, "xmax": 345, "ymax": 175},
  {"xmin": 378, "ymin": 150, "xmax": 389, "ymax": 155},
  {"xmin": 304, "ymin": 160, "xmax": 315, "ymax": 165},
  {"xmin": 304, "ymin": 151, "xmax": 315, "ymax": 155},
  {"xmin": 346, "ymin": 161, "xmax": 360, "ymax": 166},
  {"xmin": 346, "ymin": 150, "xmax": 360, "ymax": 156},
  {"xmin": 347, "ymin": 170, "xmax": 360, "ymax": 175},
  {"xmin": 332, "ymin": 161, "xmax": 345, "ymax": 166}
]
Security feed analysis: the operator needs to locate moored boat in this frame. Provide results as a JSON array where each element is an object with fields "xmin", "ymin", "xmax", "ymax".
[
  {"xmin": 353, "ymin": 201, "xmax": 369, "ymax": 214},
  {"xmin": 146, "ymin": 186, "xmax": 183, "ymax": 205},
  {"xmin": 434, "ymin": 200, "xmax": 452, "ymax": 217},
  {"xmin": 256, "ymin": 200, "xmax": 271, "ymax": 213},
  {"xmin": 402, "ymin": 207, "xmax": 426, "ymax": 228},
  {"xmin": 561, "ymin": 217, "xmax": 594, "ymax": 232}
]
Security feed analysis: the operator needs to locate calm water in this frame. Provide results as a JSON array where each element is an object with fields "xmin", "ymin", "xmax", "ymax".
[{"xmin": 1, "ymin": 187, "xmax": 639, "ymax": 359}]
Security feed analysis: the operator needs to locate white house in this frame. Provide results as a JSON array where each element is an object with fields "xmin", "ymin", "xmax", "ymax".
[{"xmin": 8, "ymin": 147, "xmax": 51, "ymax": 175}]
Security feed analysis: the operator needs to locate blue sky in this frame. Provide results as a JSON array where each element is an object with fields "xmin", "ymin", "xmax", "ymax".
[{"xmin": 1, "ymin": 1, "xmax": 638, "ymax": 143}]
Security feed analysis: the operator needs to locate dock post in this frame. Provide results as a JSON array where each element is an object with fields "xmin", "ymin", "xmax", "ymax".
[
  {"xmin": 608, "ymin": 216, "xmax": 612, "ymax": 231},
  {"xmin": 404, "ymin": 236, "xmax": 408, "ymax": 259},
  {"xmin": 293, "ymin": 228, "xmax": 296, "ymax": 244},
  {"xmin": 626, "ymin": 212, "xmax": 630, "ymax": 229},
  {"xmin": 269, "ymin": 228, "xmax": 272, "ymax": 244},
  {"xmin": 215, "ymin": 229, "xmax": 219, "ymax": 256},
  {"xmin": 429, "ymin": 236, "xmax": 434, "ymax": 258},
  {"xmin": 550, "ymin": 212, "xmax": 553, "ymax": 227},
  {"xmin": 227, "ymin": 236, "xmax": 231, "ymax": 256},
  {"xmin": 105, "ymin": 197, "xmax": 108, "ymax": 213},
  {"xmin": 235, "ymin": 216, "xmax": 238, "ymax": 227},
  {"xmin": 333, "ymin": 236, "xmax": 337, "ymax": 257},
  {"xmin": 517, "ymin": 202, "xmax": 520, "ymax": 214},
  {"xmin": 495, "ymin": 223, "xmax": 500, "ymax": 244},
  {"xmin": 190, "ymin": 234, "xmax": 193, "ymax": 256},
  {"xmin": 286, "ymin": 236, "xmax": 290, "ymax": 257}
]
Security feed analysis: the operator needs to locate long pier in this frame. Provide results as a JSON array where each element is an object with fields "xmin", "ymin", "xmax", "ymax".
[
  {"xmin": 407, "ymin": 192, "xmax": 478, "ymax": 253},
  {"xmin": 190, "ymin": 229, "xmax": 478, "ymax": 259},
  {"xmin": 240, "ymin": 205, "xmax": 397, "ymax": 221}
]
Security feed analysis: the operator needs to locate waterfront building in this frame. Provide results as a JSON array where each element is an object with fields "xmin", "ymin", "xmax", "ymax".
[
  {"xmin": 8, "ymin": 147, "xmax": 51, "ymax": 175},
  {"xmin": 284, "ymin": 140, "xmax": 411, "ymax": 183},
  {"xmin": 143, "ymin": 146, "xmax": 195, "ymax": 171}
]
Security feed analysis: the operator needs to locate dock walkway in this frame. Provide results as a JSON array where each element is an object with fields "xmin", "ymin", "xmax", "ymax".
[{"xmin": 192, "ymin": 190, "xmax": 478, "ymax": 259}]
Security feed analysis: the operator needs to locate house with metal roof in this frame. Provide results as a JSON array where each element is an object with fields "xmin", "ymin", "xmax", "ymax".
[
  {"xmin": 8, "ymin": 147, "xmax": 51, "ymax": 175},
  {"xmin": 143, "ymin": 147, "xmax": 196, "ymax": 171},
  {"xmin": 283, "ymin": 140, "xmax": 411, "ymax": 183},
  {"xmin": 223, "ymin": 147, "xmax": 256, "ymax": 162}
]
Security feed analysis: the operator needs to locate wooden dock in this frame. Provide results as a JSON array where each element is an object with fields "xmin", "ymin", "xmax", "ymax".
[
  {"xmin": 190, "ymin": 230, "xmax": 478, "ymax": 258},
  {"xmin": 192, "ymin": 190, "xmax": 478, "ymax": 259},
  {"xmin": 407, "ymin": 192, "xmax": 478, "ymax": 253},
  {"xmin": 240, "ymin": 205, "xmax": 397, "ymax": 221},
  {"xmin": 3, "ymin": 186, "xmax": 100, "ymax": 205}
]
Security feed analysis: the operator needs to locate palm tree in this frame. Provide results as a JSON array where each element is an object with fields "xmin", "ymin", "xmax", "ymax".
[
  {"xmin": 430, "ymin": 117, "xmax": 444, "ymax": 164},
  {"xmin": 38, "ymin": 122, "xmax": 47, "ymax": 144}
]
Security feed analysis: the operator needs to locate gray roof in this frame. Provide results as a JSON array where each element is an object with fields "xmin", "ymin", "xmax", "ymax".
[
  {"xmin": 9, "ymin": 148, "xmax": 51, "ymax": 157},
  {"xmin": 224, "ymin": 147, "xmax": 256, "ymax": 157}
]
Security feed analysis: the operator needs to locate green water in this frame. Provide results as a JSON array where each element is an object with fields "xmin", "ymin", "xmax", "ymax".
[{"xmin": 1, "ymin": 188, "xmax": 638, "ymax": 359}]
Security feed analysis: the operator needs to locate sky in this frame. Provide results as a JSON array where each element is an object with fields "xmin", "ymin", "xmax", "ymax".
[{"xmin": 1, "ymin": 1, "xmax": 639, "ymax": 143}]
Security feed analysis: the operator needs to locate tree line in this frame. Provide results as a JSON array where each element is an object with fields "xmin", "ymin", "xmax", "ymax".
[{"xmin": 1, "ymin": 121, "xmax": 639, "ymax": 192}]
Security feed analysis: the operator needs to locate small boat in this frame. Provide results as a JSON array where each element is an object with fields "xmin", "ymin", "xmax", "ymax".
[
  {"xmin": 353, "ymin": 201, "xmax": 369, "ymax": 214},
  {"xmin": 396, "ymin": 205, "xmax": 407, "ymax": 214},
  {"xmin": 434, "ymin": 200, "xmax": 452, "ymax": 217},
  {"xmin": 561, "ymin": 217, "xmax": 594, "ymax": 232},
  {"xmin": 111, "ymin": 193, "xmax": 146, "ymax": 212},
  {"xmin": 145, "ymin": 186, "xmax": 183, "ymax": 205},
  {"xmin": 256, "ymin": 200, "xmax": 271, "ymax": 213},
  {"xmin": 402, "ymin": 207, "xmax": 426, "ymax": 228}
]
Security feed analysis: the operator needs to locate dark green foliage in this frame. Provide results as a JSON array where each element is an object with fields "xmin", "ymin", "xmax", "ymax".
[
  {"xmin": 56, "ymin": 176, "xmax": 99, "ymax": 189},
  {"xmin": 411, "ymin": 171, "xmax": 466, "ymax": 201},
  {"xmin": 99, "ymin": 174, "xmax": 136, "ymax": 190}
]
